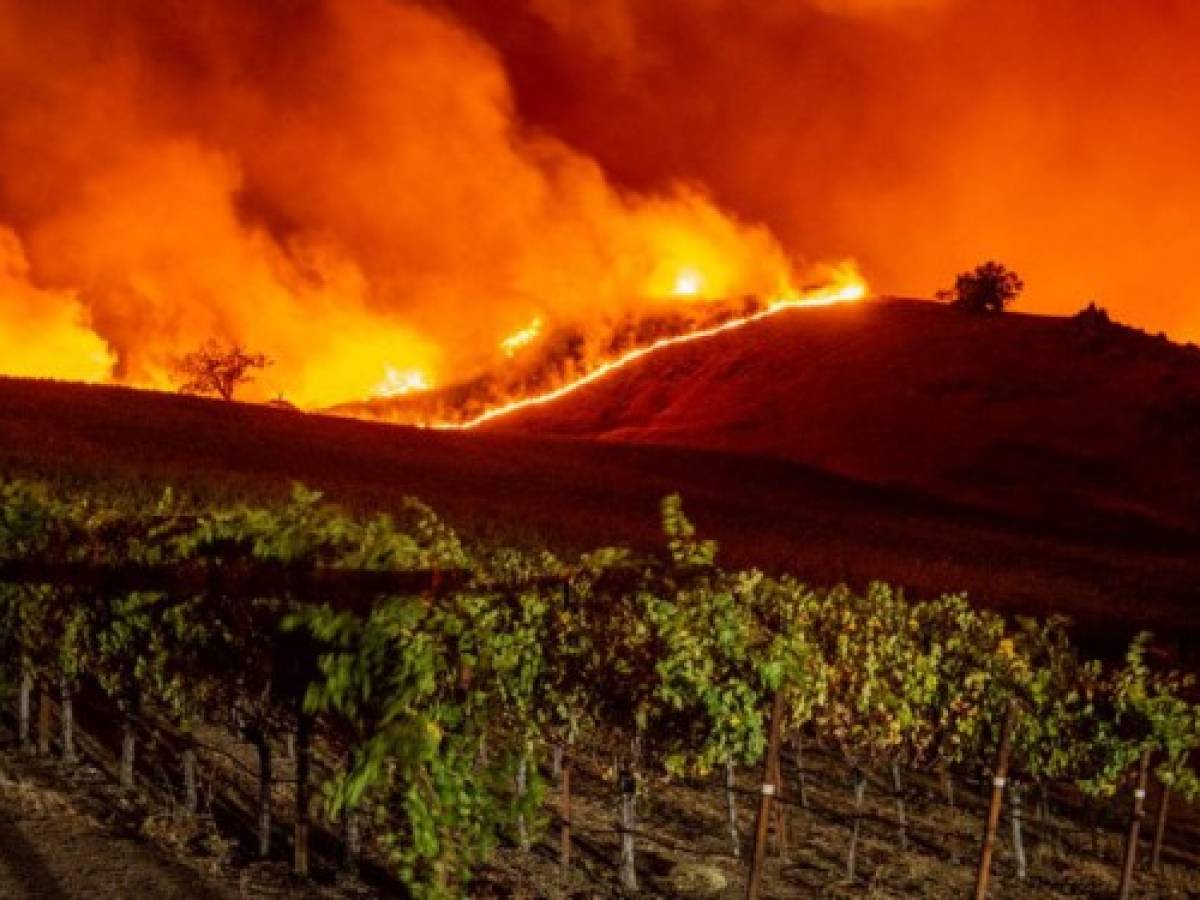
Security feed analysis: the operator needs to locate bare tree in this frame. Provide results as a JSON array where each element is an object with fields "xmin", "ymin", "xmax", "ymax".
[{"xmin": 174, "ymin": 340, "xmax": 272, "ymax": 401}]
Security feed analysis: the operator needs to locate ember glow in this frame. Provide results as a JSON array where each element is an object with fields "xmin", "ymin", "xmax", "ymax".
[
  {"xmin": 446, "ymin": 265, "xmax": 867, "ymax": 430},
  {"xmin": 500, "ymin": 317, "xmax": 544, "ymax": 358}
]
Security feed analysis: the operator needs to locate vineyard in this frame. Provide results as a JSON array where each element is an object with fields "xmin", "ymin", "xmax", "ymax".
[{"xmin": 0, "ymin": 478, "xmax": 1197, "ymax": 898}]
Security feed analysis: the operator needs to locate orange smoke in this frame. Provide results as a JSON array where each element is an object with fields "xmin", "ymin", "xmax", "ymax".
[
  {"xmin": 0, "ymin": 0, "xmax": 836, "ymax": 408},
  {"xmin": 452, "ymin": 0, "xmax": 1200, "ymax": 344},
  {"xmin": 0, "ymin": 229, "xmax": 113, "ymax": 382}
]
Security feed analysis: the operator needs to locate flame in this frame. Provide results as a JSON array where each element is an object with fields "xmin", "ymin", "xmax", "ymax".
[
  {"xmin": 500, "ymin": 316, "xmax": 543, "ymax": 357},
  {"xmin": 0, "ymin": 1, "xmax": 865, "ymax": 405},
  {"xmin": 373, "ymin": 366, "xmax": 432, "ymax": 399},
  {"xmin": 441, "ymin": 265, "xmax": 867, "ymax": 430},
  {"xmin": 672, "ymin": 267, "xmax": 706, "ymax": 298},
  {"xmin": 0, "ymin": 228, "xmax": 114, "ymax": 382}
]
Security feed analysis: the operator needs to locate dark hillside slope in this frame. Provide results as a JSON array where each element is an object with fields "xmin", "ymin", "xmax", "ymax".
[
  {"xmin": 487, "ymin": 299, "xmax": 1200, "ymax": 535},
  {"xmin": 0, "ymin": 377, "xmax": 1195, "ymax": 649}
]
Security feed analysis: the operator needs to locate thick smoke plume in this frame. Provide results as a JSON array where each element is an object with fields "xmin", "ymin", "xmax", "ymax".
[
  {"xmin": 0, "ymin": 0, "xmax": 810, "ymax": 405},
  {"xmin": 454, "ymin": 0, "xmax": 1200, "ymax": 342}
]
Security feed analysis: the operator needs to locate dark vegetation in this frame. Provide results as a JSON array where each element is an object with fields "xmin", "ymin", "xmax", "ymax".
[
  {"xmin": 0, "ymin": 371, "xmax": 1197, "ymax": 656},
  {"xmin": 939, "ymin": 262, "xmax": 1024, "ymax": 314},
  {"xmin": 173, "ymin": 341, "xmax": 272, "ymax": 402}
]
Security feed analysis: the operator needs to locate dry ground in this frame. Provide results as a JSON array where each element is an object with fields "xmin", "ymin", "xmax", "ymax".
[{"xmin": 2, "ymin": 717, "xmax": 1198, "ymax": 899}]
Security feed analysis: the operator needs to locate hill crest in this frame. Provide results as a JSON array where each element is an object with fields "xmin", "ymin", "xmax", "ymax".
[{"xmin": 480, "ymin": 298, "xmax": 1200, "ymax": 533}]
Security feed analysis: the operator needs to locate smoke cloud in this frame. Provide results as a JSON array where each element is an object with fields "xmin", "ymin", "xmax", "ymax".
[
  {"xmin": 0, "ymin": 0, "xmax": 806, "ymax": 405},
  {"xmin": 453, "ymin": 0, "xmax": 1200, "ymax": 343},
  {"xmin": 7, "ymin": 0, "xmax": 1189, "ymax": 408}
]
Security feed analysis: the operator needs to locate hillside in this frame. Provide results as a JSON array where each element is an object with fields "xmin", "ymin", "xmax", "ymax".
[
  {"xmin": 482, "ymin": 298, "xmax": 1200, "ymax": 535},
  {"xmin": 0, "ymin": 375, "xmax": 1196, "ymax": 651}
]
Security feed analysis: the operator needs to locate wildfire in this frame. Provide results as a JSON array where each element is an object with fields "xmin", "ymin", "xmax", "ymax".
[
  {"xmin": 441, "ymin": 266, "xmax": 867, "ymax": 430},
  {"xmin": 672, "ymin": 267, "xmax": 706, "ymax": 298},
  {"xmin": 373, "ymin": 366, "xmax": 432, "ymax": 399},
  {"xmin": 500, "ymin": 316, "xmax": 543, "ymax": 357}
]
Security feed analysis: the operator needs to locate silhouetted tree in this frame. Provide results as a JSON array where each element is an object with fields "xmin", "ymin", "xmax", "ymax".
[
  {"xmin": 940, "ymin": 262, "xmax": 1023, "ymax": 314},
  {"xmin": 174, "ymin": 340, "xmax": 271, "ymax": 401}
]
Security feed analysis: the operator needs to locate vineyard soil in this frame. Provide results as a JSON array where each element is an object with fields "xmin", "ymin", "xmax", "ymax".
[{"xmin": 2, "ymin": 720, "xmax": 1197, "ymax": 899}]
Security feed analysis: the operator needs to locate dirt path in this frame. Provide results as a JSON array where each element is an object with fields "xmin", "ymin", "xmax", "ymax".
[{"xmin": 0, "ymin": 761, "xmax": 236, "ymax": 900}]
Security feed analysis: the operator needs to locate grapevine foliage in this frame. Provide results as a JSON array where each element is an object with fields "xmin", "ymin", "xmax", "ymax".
[{"xmin": 0, "ymin": 478, "xmax": 1195, "ymax": 896}]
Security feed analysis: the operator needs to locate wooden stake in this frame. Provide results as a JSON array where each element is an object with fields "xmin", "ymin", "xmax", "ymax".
[
  {"xmin": 59, "ymin": 676, "xmax": 75, "ymax": 765},
  {"xmin": 745, "ymin": 689, "xmax": 785, "ymax": 900},
  {"xmin": 1116, "ymin": 749, "xmax": 1152, "ymax": 900},
  {"xmin": 516, "ymin": 754, "xmax": 530, "ymax": 851},
  {"xmin": 120, "ymin": 710, "xmax": 137, "ymax": 790},
  {"xmin": 1010, "ymin": 778, "xmax": 1026, "ymax": 879},
  {"xmin": 617, "ymin": 767, "xmax": 637, "ymax": 891},
  {"xmin": 1150, "ymin": 778, "xmax": 1170, "ymax": 873},
  {"xmin": 846, "ymin": 767, "xmax": 867, "ymax": 880},
  {"xmin": 892, "ymin": 763, "xmax": 908, "ymax": 852},
  {"xmin": 181, "ymin": 736, "xmax": 198, "ymax": 815},
  {"xmin": 37, "ymin": 680, "xmax": 51, "ymax": 756},
  {"xmin": 343, "ymin": 805, "xmax": 361, "ymax": 876},
  {"xmin": 725, "ymin": 760, "xmax": 741, "ymax": 859},
  {"xmin": 770, "ymin": 739, "xmax": 789, "ymax": 858},
  {"xmin": 552, "ymin": 743, "xmax": 563, "ymax": 784},
  {"xmin": 560, "ymin": 749, "xmax": 572, "ymax": 877},
  {"xmin": 294, "ymin": 713, "xmax": 312, "ymax": 877},
  {"xmin": 18, "ymin": 668, "xmax": 31, "ymax": 751},
  {"xmin": 973, "ymin": 700, "xmax": 1016, "ymax": 900},
  {"xmin": 256, "ymin": 734, "xmax": 272, "ymax": 859}
]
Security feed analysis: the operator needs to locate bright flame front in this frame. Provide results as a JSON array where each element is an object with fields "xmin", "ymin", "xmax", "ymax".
[
  {"xmin": 438, "ymin": 263, "xmax": 867, "ymax": 430},
  {"xmin": 500, "ymin": 316, "xmax": 543, "ymax": 357},
  {"xmin": 373, "ymin": 367, "xmax": 432, "ymax": 399}
]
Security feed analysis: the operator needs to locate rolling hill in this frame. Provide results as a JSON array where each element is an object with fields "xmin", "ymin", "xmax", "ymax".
[
  {"xmin": 0, "ymin": 351, "xmax": 1196, "ymax": 654},
  {"xmin": 482, "ymin": 298, "xmax": 1200, "ymax": 537}
]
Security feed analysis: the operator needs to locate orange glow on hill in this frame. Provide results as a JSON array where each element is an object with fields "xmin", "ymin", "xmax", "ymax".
[{"xmin": 443, "ymin": 266, "xmax": 867, "ymax": 430}]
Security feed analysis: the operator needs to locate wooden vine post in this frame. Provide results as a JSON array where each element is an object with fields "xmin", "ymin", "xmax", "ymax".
[
  {"xmin": 37, "ymin": 679, "xmax": 51, "ymax": 756},
  {"xmin": 617, "ymin": 766, "xmax": 638, "ymax": 891},
  {"xmin": 1150, "ymin": 778, "xmax": 1170, "ymax": 873},
  {"xmin": 1116, "ymin": 748, "xmax": 1152, "ymax": 900},
  {"xmin": 770, "ymin": 738, "xmax": 788, "ymax": 858},
  {"xmin": 294, "ymin": 711, "xmax": 313, "ymax": 877},
  {"xmin": 973, "ymin": 699, "xmax": 1016, "ymax": 900},
  {"xmin": 745, "ymin": 688, "xmax": 785, "ymax": 900},
  {"xmin": 725, "ymin": 760, "xmax": 741, "ymax": 858},
  {"xmin": 256, "ymin": 730, "xmax": 273, "ymax": 859},
  {"xmin": 1009, "ymin": 777, "xmax": 1026, "ymax": 879},
  {"xmin": 1149, "ymin": 750, "xmax": 1185, "ymax": 875},
  {"xmin": 342, "ymin": 801, "xmax": 361, "ymax": 876},
  {"xmin": 560, "ymin": 749, "xmax": 572, "ymax": 876},
  {"xmin": 18, "ymin": 668, "xmax": 32, "ymax": 751},
  {"xmin": 59, "ymin": 674, "xmax": 76, "ymax": 765}
]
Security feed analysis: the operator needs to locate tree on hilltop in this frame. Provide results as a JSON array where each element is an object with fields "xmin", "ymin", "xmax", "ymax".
[
  {"xmin": 938, "ymin": 261, "xmax": 1024, "ymax": 314},
  {"xmin": 174, "ymin": 340, "xmax": 272, "ymax": 401}
]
